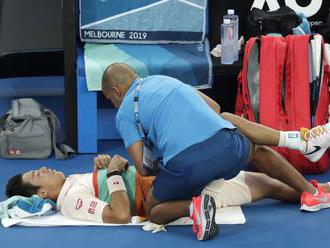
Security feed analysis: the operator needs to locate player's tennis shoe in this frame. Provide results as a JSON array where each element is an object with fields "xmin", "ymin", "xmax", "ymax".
[
  {"xmin": 190, "ymin": 194, "xmax": 218, "ymax": 241},
  {"xmin": 301, "ymin": 179, "xmax": 330, "ymax": 211},
  {"xmin": 300, "ymin": 126, "xmax": 329, "ymax": 162}
]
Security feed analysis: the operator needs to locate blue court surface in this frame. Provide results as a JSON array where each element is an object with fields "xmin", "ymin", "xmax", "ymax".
[{"xmin": 1, "ymin": 140, "xmax": 329, "ymax": 248}]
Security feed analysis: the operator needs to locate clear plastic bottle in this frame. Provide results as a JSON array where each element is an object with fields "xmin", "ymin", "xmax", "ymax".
[
  {"xmin": 221, "ymin": 19, "xmax": 235, "ymax": 65},
  {"xmin": 224, "ymin": 9, "xmax": 239, "ymax": 61}
]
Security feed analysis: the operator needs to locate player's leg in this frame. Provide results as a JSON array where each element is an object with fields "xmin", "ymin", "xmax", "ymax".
[
  {"xmin": 201, "ymin": 171, "xmax": 300, "ymax": 208},
  {"xmin": 244, "ymin": 172, "xmax": 300, "ymax": 203},
  {"xmin": 248, "ymin": 145, "xmax": 315, "ymax": 194},
  {"xmin": 221, "ymin": 112, "xmax": 280, "ymax": 146},
  {"xmin": 248, "ymin": 144, "xmax": 330, "ymax": 211},
  {"xmin": 146, "ymin": 191, "xmax": 190, "ymax": 224},
  {"xmin": 201, "ymin": 170, "xmax": 330, "ymax": 210},
  {"xmin": 221, "ymin": 112, "xmax": 330, "ymax": 162},
  {"xmin": 245, "ymin": 172, "xmax": 330, "ymax": 202}
]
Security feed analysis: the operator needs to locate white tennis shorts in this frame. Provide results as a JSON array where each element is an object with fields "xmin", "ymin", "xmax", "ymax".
[{"xmin": 201, "ymin": 171, "xmax": 252, "ymax": 208}]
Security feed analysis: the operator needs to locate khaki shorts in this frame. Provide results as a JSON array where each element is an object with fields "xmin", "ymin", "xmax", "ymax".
[{"xmin": 201, "ymin": 171, "xmax": 251, "ymax": 208}]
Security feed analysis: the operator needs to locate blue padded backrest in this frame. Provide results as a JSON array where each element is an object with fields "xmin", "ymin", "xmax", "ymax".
[{"xmin": 0, "ymin": 77, "xmax": 64, "ymax": 97}]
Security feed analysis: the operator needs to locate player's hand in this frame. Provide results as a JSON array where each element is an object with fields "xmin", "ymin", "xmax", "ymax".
[
  {"xmin": 108, "ymin": 155, "xmax": 129, "ymax": 172},
  {"xmin": 94, "ymin": 154, "xmax": 112, "ymax": 171}
]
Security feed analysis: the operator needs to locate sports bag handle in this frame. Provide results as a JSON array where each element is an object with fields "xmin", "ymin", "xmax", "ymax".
[{"xmin": 10, "ymin": 98, "xmax": 43, "ymax": 120}]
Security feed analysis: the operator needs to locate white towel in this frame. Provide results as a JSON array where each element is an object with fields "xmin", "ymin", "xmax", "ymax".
[{"xmin": 2, "ymin": 206, "xmax": 245, "ymax": 228}]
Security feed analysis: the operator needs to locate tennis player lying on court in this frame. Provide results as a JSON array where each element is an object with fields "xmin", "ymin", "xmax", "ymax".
[{"xmin": 5, "ymin": 151, "xmax": 330, "ymax": 231}]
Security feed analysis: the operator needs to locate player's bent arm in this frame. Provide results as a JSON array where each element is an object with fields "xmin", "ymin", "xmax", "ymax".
[
  {"xmin": 61, "ymin": 170, "xmax": 131, "ymax": 224},
  {"xmin": 61, "ymin": 192, "xmax": 131, "ymax": 224},
  {"xmin": 196, "ymin": 89, "xmax": 221, "ymax": 114},
  {"xmin": 102, "ymin": 191, "xmax": 131, "ymax": 224},
  {"xmin": 127, "ymin": 141, "xmax": 150, "ymax": 176}
]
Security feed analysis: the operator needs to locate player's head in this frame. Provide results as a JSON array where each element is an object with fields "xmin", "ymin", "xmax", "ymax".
[{"xmin": 6, "ymin": 167, "xmax": 65, "ymax": 201}]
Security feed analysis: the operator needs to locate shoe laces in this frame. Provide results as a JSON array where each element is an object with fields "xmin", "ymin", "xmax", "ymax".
[
  {"xmin": 311, "ymin": 126, "xmax": 327, "ymax": 139},
  {"xmin": 300, "ymin": 128, "xmax": 311, "ymax": 141},
  {"xmin": 310, "ymin": 179, "xmax": 325, "ymax": 193},
  {"xmin": 301, "ymin": 126, "xmax": 327, "ymax": 141}
]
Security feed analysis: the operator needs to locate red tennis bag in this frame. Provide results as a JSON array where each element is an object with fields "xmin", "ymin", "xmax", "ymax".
[{"xmin": 236, "ymin": 35, "xmax": 330, "ymax": 174}]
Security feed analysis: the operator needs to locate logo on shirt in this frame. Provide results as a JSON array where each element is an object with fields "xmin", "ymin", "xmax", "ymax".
[
  {"xmin": 88, "ymin": 201, "xmax": 98, "ymax": 215},
  {"xmin": 76, "ymin": 198, "xmax": 83, "ymax": 210}
]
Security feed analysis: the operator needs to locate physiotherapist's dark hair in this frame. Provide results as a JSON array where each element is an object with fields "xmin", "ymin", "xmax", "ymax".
[{"xmin": 6, "ymin": 174, "xmax": 40, "ymax": 198}]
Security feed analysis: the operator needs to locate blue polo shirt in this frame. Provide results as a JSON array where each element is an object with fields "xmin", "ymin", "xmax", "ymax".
[{"xmin": 116, "ymin": 75, "xmax": 235, "ymax": 165}]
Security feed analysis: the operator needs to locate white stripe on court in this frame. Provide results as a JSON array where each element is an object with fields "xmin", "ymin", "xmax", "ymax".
[
  {"xmin": 81, "ymin": 0, "xmax": 171, "ymax": 29},
  {"xmin": 177, "ymin": 0, "xmax": 204, "ymax": 9}
]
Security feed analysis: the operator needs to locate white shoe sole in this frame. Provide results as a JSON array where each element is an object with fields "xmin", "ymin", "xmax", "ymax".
[
  {"xmin": 300, "ymin": 203, "xmax": 330, "ymax": 212},
  {"xmin": 197, "ymin": 195, "xmax": 219, "ymax": 241}
]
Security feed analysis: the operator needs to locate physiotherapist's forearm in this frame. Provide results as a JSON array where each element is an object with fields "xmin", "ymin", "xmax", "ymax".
[
  {"xmin": 127, "ymin": 141, "xmax": 150, "ymax": 176},
  {"xmin": 133, "ymin": 157, "xmax": 156, "ymax": 177},
  {"xmin": 135, "ymin": 163, "xmax": 150, "ymax": 177},
  {"xmin": 206, "ymin": 100, "xmax": 221, "ymax": 114}
]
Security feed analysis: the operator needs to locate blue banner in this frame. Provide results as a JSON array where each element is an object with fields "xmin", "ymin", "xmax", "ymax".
[{"xmin": 80, "ymin": 0, "xmax": 207, "ymax": 43}]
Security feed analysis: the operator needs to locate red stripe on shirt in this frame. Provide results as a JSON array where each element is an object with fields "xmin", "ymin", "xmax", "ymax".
[{"xmin": 93, "ymin": 170, "xmax": 99, "ymax": 198}]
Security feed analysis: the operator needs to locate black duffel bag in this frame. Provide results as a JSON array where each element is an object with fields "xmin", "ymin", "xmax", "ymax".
[{"xmin": 247, "ymin": 6, "xmax": 301, "ymax": 39}]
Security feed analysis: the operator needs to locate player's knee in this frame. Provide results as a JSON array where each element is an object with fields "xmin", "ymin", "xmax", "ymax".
[
  {"xmin": 148, "ymin": 208, "xmax": 157, "ymax": 223},
  {"xmin": 148, "ymin": 206, "xmax": 165, "ymax": 225}
]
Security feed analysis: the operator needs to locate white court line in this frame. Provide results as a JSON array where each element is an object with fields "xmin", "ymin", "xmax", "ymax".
[
  {"xmin": 177, "ymin": 0, "xmax": 204, "ymax": 9},
  {"xmin": 81, "ymin": 0, "xmax": 171, "ymax": 29}
]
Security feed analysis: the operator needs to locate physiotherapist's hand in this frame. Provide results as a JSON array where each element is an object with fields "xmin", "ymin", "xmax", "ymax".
[
  {"xmin": 108, "ymin": 155, "xmax": 129, "ymax": 172},
  {"xmin": 94, "ymin": 154, "xmax": 112, "ymax": 171}
]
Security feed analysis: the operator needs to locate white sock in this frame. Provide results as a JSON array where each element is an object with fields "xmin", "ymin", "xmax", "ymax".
[
  {"xmin": 189, "ymin": 202, "xmax": 194, "ymax": 217},
  {"xmin": 278, "ymin": 131, "xmax": 303, "ymax": 150}
]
